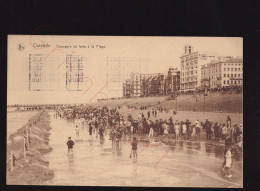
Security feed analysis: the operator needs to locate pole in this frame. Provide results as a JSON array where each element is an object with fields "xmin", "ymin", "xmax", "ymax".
[
  {"xmin": 10, "ymin": 151, "xmax": 13, "ymax": 172},
  {"xmin": 175, "ymin": 91, "xmax": 177, "ymax": 114},
  {"xmin": 27, "ymin": 127, "xmax": 29, "ymax": 150},
  {"xmin": 24, "ymin": 136, "xmax": 26, "ymax": 160},
  {"xmin": 203, "ymin": 92, "xmax": 205, "ymax": 114}
]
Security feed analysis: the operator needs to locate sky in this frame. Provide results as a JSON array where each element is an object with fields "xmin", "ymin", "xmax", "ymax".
[{"xmin": 7, "ymin": 36, "xmax": 243, "ymax": 105}]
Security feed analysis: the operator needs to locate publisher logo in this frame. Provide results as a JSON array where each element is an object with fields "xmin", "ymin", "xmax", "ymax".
[{"xmin": 17, "ymin": 43, "xmax": 25, "ymax": 51}]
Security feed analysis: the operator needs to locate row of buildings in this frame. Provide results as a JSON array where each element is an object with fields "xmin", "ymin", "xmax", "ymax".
[
  {"xmin": 123, "ymin": 45, "xmax": 243, "ymax": 97},
  {"xmin": 180, "ymin": 45, "xmax": 243, "ymax": 91},
  {"xmin": 123, "ymin": 68, "xmax": 180, "ymax": 97}
]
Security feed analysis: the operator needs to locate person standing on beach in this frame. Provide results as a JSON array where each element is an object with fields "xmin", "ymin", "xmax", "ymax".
[
  {"xmin": 80, "ymin": 114, "xmax": 85, "ymax": 128},
  {"xmin": 89, "ymin": 121, "xmax": 93, "ymax": 140},
  {"xmin": 75, "ymin": 124, "xmax": 80, "ymax": 137},
  {"xmin": 227, "ymin": 115, "xmax": 231, "ymax": 128},
  {"xmin": 99, "ymin": 127, "xmax": 104, "ymax": 140},
  {"xmin": 67, "ymin": 137, "xmax": 74, "ymax": 154},
  {"xmin": 148, "ymin": 120, "xmax": 154, "ymax": 138},
  {"xmin": 223, "ymin": 147, "xmax": 232, "ymax": 178},
  {"xmin": 182, "ymin": 122, "xmax": 187, "ymax": 139},
  {"xmin": 174, "ymin": 122, "xmax": 180, "ymax": 140},
  {"xmin": 94, "ymin": 120, "xmax": 98, "ymax": 135},
  {"xmin": 131, "ymin": 137, "xmax": 138, "ymax": 158},
  {"xmin": 205, "ymin": 119, "xmax": 212, "ymax": 140},
  {"xmin": 75, "ymin": 116, "xmax": 81, "ymax": 129},
  {"xmin": 222, "ymin": 124, "xmax": 228, "ymax": 141}
]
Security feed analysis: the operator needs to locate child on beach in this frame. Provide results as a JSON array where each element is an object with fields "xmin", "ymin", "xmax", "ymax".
[
  {"xmin": 75, "ymin": 125, "xmax": 80, "ymax": 137},
  {"xmin": 67, "ymin": 137, "xmax": 74, "ymax": 154},
  {"xmin": 131, "ymin": 137, "xmax": 138, "ymax": 158}
]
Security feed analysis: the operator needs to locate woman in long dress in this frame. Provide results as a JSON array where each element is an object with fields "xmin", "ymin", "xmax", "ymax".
[
  {"xmin": 224, "ymin": 147, "xmax": 232, "ymax": 178},
  {"xmin": 174, "ymin": 123, "xmax": 180, "ymax": 140}
]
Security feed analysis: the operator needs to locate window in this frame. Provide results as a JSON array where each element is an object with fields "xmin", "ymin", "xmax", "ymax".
[
  {"xmin": 224, "ymin": 63, "xmax": 226, "ymax": 66},
  {"xmin": 227, "ymin": 74, "xmax": 230, "ymax": 77},
  {"xmin": 235, "ymin": 68, "xmax": 237, "ymax": 71},
  {"xmin": 238, "ymin": 80, "xmax": 240, "ymax": 84},
  {"xmin": 224, "ymin": 74, "xmax": 226, "ymax": 77},
  {"xmin": 238, "ymin": 74, "xmax": 240, "ymax": 77},
  {"xmin": 238, "ymin": 68, "xmax": 240, "ymax": 71},
  {"xmin": 235, "ymin": 74, "xmax": 237, "ymax": 77},
  {"xmin": 231, "ymin": 74, "xmax": 233, "ymax": 77},
  {"xmin": 224, "ymin": 80, "xmax": 226, "ymax": 84},
  {"xmin": 227, "ymin": 80, "xmax": 229, "ymax": 84},
  {"xmin": 227, "ymin": 68, "xmax": 230, "ymax": 71},
  {"xmin": 235, "ymin": 80, "xmax": 237, "ymax": 84},
  {"xmin": 231, "ymin": 68, "xmax": 233, "ymax": 71},
  {"xmin": 231, "ymin": 80, "xmax": 233, "ymax": 84}
]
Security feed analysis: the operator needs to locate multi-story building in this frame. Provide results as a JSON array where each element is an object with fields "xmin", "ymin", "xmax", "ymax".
[
  {"xmin": 129, "ymin": 73, "xmax": 153, "ymax": 97},
  {"xmin": 151, "ymin": 75, "xmax": 159, "ymax": 95},
  {"xmin": 179, "ymin": 45, "xmax": 218, "ymax": 91},
  {"xmin": 201, "ymin": 57, "xmax": 243, "ymax": 89},
  {"xmin": 144, "ymin": 76, "xmax": 153, "ymax": 96},
  {"xmin": 123, "ymin": 69, "xmax": 181, "ymax": 97},
  {"xmin": 166, "ymin": 68, "xmax": 180, "ymax": 95},
  {"xmin": 158, "ymin": 73, "xmax": 167, "ymax": 95},
  {"xmin": 122, "ymin": 79, "xmax": 131, "ymax": 98}
]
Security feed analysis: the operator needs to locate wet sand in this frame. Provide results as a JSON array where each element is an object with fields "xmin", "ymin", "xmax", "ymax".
[{"xmin": 44, "ymin": 112, "xmax": 242, "ymax": 187}]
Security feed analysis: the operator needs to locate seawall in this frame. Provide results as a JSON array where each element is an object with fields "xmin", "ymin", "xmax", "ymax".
[{"xmin": 6, "ymin": 111, "xmax": 54, "ymax": 185}]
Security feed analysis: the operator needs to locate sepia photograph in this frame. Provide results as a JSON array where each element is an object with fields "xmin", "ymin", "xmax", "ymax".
[{"xmin": 7, "ymin": 35, "xmax": 243, "ymax": 187}]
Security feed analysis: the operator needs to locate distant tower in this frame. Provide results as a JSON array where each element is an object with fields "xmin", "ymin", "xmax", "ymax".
[{"xmin": 185, "ymin": 45, "xmax": 193, "ymax": 54}]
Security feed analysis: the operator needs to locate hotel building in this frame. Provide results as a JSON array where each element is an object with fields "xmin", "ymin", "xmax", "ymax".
[
  {"xmin": 201, "ymin": 57, "xmax": 243, "ymax": 89},
  {"xmin": 179, "ymin": 45, "xmax": 218, "ymax": 91}
]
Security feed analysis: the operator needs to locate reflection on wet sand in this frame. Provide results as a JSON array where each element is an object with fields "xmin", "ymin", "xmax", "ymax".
[{"xmin": 44, "ymin": 113, "xmax": 242, "ymax": 187}]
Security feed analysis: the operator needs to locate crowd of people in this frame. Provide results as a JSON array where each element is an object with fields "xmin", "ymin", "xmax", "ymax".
[
  {"xmin": 54, "ymin": 104, "xmax": 242, "ymax": 177},
  {"xmin": 55, "ymin": 105, "xmax": 243, "ymax": 152}
]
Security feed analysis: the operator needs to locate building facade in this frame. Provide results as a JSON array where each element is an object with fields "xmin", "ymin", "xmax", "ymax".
[
  {"xmin": 123, "ymin": 69, "xmax": 181, "ymax": 97},
  {"xmin": 122, "ymin": 79, "xmax": 131, "ymax": 98},
  {"xmin": 166, "ymin": 68, "xmax": 180, "ymax": 95},
  {"xmin": 201, "ymin": 57, "xmax": 243, "ymax": 89},
  {"xmin": 129, "ymin": 73, "xmax": 154, "ymax": 97},
  {"xmin": 158, "ymin": 73, "xmax": 167, "ymax": 95},
  {"xmin": 179, "ymin": 45, "xmax": 218, "ymax": 91}
]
